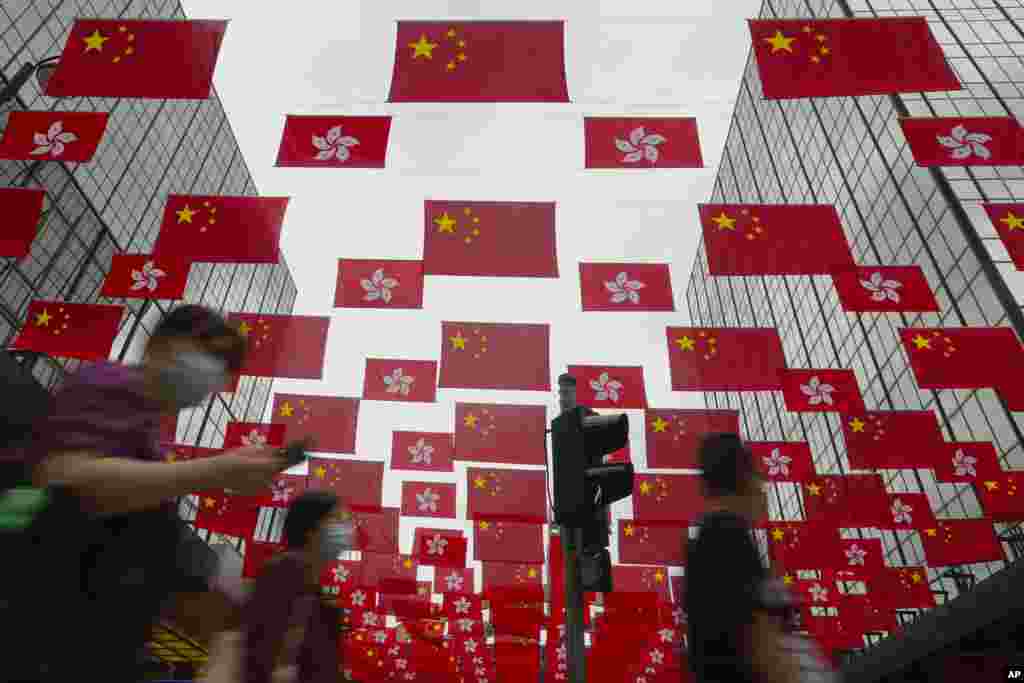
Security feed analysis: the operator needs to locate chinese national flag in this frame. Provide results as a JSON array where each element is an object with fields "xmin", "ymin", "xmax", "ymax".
[
  {"xmin": 749, "ymin": 441, "xmax": 816, "ymax": 482},
  {"xmin": 271, "ymin": 394, "xmax": 359, "ymax": 454},
  {"xmin": 920, "ymin": 519, "xmax": 1004, "ymax": 566},
  {"xmin": 900, "ymin": 117, "xmax": 1024, "ymax": 167},
  {"xmin": 454, "ymin": 403, "xmax": 547, "ymax": 466},
  {"xmin": 434, "ymin": 567, "xmax": 473, "ymax": 594},
  {"xmin": 276, "ymin": 115, "xmax": 391, "ymax": 168},
  {"xmin": 976, "ymin": 473, "xmax": 1024, "ymax": 522},
  {"xmin": 193, "ymin": 490, "xmax": 260, "ymax": 537},
  {"xmin": 779, "ymin": 369, "xmax": 865, "ymax": 413},
  {"xmin": 154, "ymin": 195, "xmax": 289, "ymax": 264},
  {"xmin": 466, "ymin": 468, "xmax": 547, "ymax": 524},
  {"xmin": 223, "ymin": 422, "xmax": 286, "ymax": 449},
  {"xmin": 868, "ymin": 567, "xmax": 935, "ymax": 609},
  {"xmin": 567, "ymin": 364, "xmax": 647, "ymax": 409},
  {"xmin": 44, "ymin": 19, "xmax": 226, "ymax": 99},
  {"xmin": 830, "ymin": 265, "xmax": 939, "ymax": 313},
  {"xmin": 400, "ymin": 481, "xmax": 457, "ymax": 519},
  {"xmin": 579, "ymin": 262, "xmax": 675, "ymax": 312},
  {"xmin": 99, "ymin": 254, "xmax": 191, "ymax": 300},
  {"xmin": 359, "ymin": 553, "xmax": 418, "ymax": 594},
  {"xmin": 362, "ymin": 358, "xmax": 437, "ymax": 403},
  {"xmin": 832, "ymin": 537, "xmax": 886, "ymax": 580},
  {"xmin": 618, "ymin": 520, "xmax": 687, "ymax": 566},
  {"xmin": 632, "ymin": 474, "xmax": 703, "ymax": 525},
  {"xmin": 440, "ymin": 321, "xmax": 550, "ymax": 391},
  {"xmin": 933, "ymin": 442, "xmax": 1004, "ymax": 484},
  {"xmin": 802, "ymin": 475, "xmax": 889, "ymax": 528},
  {"xmin": 583, "ymin": 117, "xmax": 702, "ymax": 169},
  {"xmin": 228, "ymin": 313, "xmax": 329, "ymax": 380},
  {"xmin": 391, "ymin": 431, "xmax": 454, "ymax": 472},
  {"xmin": 349, "ymin": 507, "xmax": 400, "ymax": 554},
  {"xmin": 423, "ymin": 201, "xmax": 558, "ymax": 278},
  {"xmin": 645, "ymin": 409, "xmax": 740, "ymax": 469},
  {"xmin": 307, "ymin": 458, "xmax": 384, "ymax": 512},
  {"xmin": 765, "ymin": 521, "xmax": 839, "ymax": 572},
  {"xmin": 840, "ymin": 411, "xmax": 945, "ymax": 470},
  {"xmin": 982, "ymin": 203, "xmax": 1024, "ymax": 270},
  {"xmin": 10, "ymin": 300, "xmax": 122, "ymax": 361},
  {"xmin": 0, "ymin": 187, "xmax": 44, "ymax": 258},
  {"xmin": 481, "ymin": 561, "xmax": 545, "ymax": 599},
  {"xmin": 699, "ymin": 204, "xmax": 853, "ymax": 276},
  {"xmin": 475, "ymin": 520, "xmax": 545, "ymax": 564},
  {"xmin": 882, "ymin": 493, "xmax": 937, "ymax": 531},
  {"xmin": 243, "ymin": 541, "xmax": 285, "ymax": 579},
  {"xmin": 666, "ymin": 327, "xmax": 787, "ymax": 391},
  {"xmin": 334, "ymin": 259, "xmax": 424, "ymax": 309},
  {"xmin": 836, "ymin": 594, "xmax": 898, "ymax": 634},
  {"xmin": 609, "ymin": 565, "xmax": 671, "ymax": 601},
  {"xmin": 0, "ymin": 111, "xmax": 109, "ymax": 162},
  {"xmin": 749, "ymin": 17, "xmax": 960, "ymax": 99},
  {"xmin": 389, "ymin": 21, "xmax": 568, "ymax": 102}
]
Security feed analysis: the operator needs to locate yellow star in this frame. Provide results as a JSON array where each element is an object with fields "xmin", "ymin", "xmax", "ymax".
[
  {"xmin": 408, "ymin": 34, "xmax": 438, "ymax": 59},
  {"xmin": 624, "ymin": 524, "xmax": 635, "ymax": 537},
  {"xmin": 237, "ymin": 321, "xmax": 252, "ymax": 337},
  {"xmin": 674, "ymin": 336, "xmax": 696, "ymax": 352},
  {"xmin": 848, "ymin": 417, "xmax": 866, "ymax": 433},
  {"xmin": 639, "ymin": 481, "xmax": 653, "ymax": 495},
  {"xmin": 710, "ymin": 212, "xmax": 736, "ymax": 231},
  {"xmin": 911, "ymin": 335, "xmax": 931, "ymax": 350},
  {"xmin": 204, "ymin": 497, "xmax": 216, "ymax": 508},
  {"xmin": 463, "ymin": 413, "xmax": 479, "ymax": 429},
  {"xmin": 474, "ymin": 476, "xmax": 487, "ymax": 489},
  {"xmin": 782, "ymin": 574, "xmax": 794, "ymax": 585},
  {"xmin": 650, "ymin": 416, "xmax": 669, "ymax": 433},
  {"xmin": 403, "ymin": 558, "xmax": 414, "ymax": 569},
  {"xmin": 764, "ymin": 30, "xmax": 796, "ymax": 53},
  {"xmin": 314, "ymin": 465, "xmax": 327, "ymax": 479},
  {"xmin": 279, "ymin": 401, "xmax": 294, "ymax": 418},
  {"xmin": 924, "ymin": 528, "xmax": 937, "ymax": 537},
  {"xmin": 909, "ymin": 571, "xmax": 922, "ymax": 583},
  {"xmin": 527, "ymin": 568, "xmax": 538, "ymax": 578},
  {"xmin": 1001, "ymin": 211, "xmax": 1024, "ymax": 231},
  {"xmin": 806, "ymin": 482, "xmax": 822, "ymax": 496},
  {"xmin": 83, "ymin": 30, "xmax": 109, "ymax": 52},
  {"xmin": 984, "ymin": 480, "xmax": 999, "ymax": 492},
  {"xmin": 434, "ymin": 212, "xmax": 457, "ymax": 233},
  {"xmin": 450, "ymin": 332, "xmax": 467, "ymax": 350},
  {"xmin": 771, "ymin": 527, "xmax": 785, "ymax": 541},
  {"xmin": 478, "ymin": 520, "xmax": 490, "ymax": 530},
  {"xmin": 654, "ymin": 570, "xmax": 665, "ymax": 583},
  {"xmin": 34, "ymin": 309, "xmax": 52, "ymax": 327},
  {"xmin": 175, "ymin": 205, "xmax": 198, "ymax": 223}
]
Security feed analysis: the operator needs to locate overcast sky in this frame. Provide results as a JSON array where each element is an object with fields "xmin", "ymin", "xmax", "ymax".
[{"xmin": 182, "ymin": 0, "xmax": 763, "ymax": 587}]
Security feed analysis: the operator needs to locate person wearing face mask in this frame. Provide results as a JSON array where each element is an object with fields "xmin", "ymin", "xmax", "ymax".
[{"xmin": 9, "ymin": 304, "xmax": 294, "ymax": 683}]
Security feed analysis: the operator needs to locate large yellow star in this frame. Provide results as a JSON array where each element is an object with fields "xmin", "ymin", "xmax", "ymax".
[
  {"xmin": 83, "ymin": 30, "xmax": 109, "ymax": 52},
  {"xmin": 782, "ymin": 574, "xmax": 794, "ymax": 585},
  {"xmin": 624, "ymin": 524, "xmax": 635, "ymax": 537},
  {"xmin": 654, "ymin": 570, "xmax": 665, "ymax": 583},
  {"xmin": 674, "ymin": 336, "xmax": 695, "ymax": 351},
  {"xmin": 237, "ymin": 321, "xmax": 252, "ymax": 337},
  {"xmin": 650, "ymin": 416, "xmax": 669, "ymax": 433},
  {"xmin": 710, "ymin": 212, "xmax": 736, "ymax": 231},
  {"xmin": 176, "ymin": 205, "xmax": 198, "ymax": 224},
  {"xmin": 911, "ymin": 335, "xmax": 931, "ymax": 350},
  {"xmin": 848, "ymin": 417, "xmax": 866, "ymax": 433},
  {"xmin": 639, "ymin": 481, "xmax": 653, "ymax": 495},
  {"xmin": 771, "ymin": 527, "xmax": 785, "ymax": 541},
  {"xmin": 409, "ymin": 34, "xmax": 438, "ymax": 59},
  {"xmin": 806, "ymin": 482, "xmax": 822, "ymax": 496},
  {"xmin": 478, "ymin": 520, "xmax": 490, "ymax": 530},
  {"xmin": 314, "ymin": 465, "xmax": 327, "ymax": 479},
  {"xmin": 984, "ymin": 480, "xmax": 999, "ymax": 492},
  {"xmin": 34, "ymin": 309, "xmax": 52, "ymax": 327},
  {"xmin": 527, "ymin": 568, "xmax": 538, "ymax": 578},
  {"xmin": 924, "ymin": 528, "xmax": 937, "ymax": 537},
  {"xmin": 764, "ymin": 30, "xmax": 796, "ymax": 53},
  {"xmin": 204, "ymin": 497, "xmax": 216, "ymax": 508},
  {"xmin": 473, "ymin": 476, "xmax": 487, "ymax": 489},
  {"xmin": 449, "ymin": 332, "xmax": 467, "ymax": 350},
  {"xmin": 434, "ymin": 212, "xmax": 457, "ymax": 233},
  {"xmin": 279, "ymin": 401, "xmax": 294, "ymax": 418},
  {"xmin": 1001, "ymin": 211, "xmax": 1024, "ymax": 231},
  {"xmin": 403, "ymin": 558, "xmax": 414, "ymax": 569},
  {"xmin": 463, "ymin": 413, "xmax": 479, "ymax": 429}
]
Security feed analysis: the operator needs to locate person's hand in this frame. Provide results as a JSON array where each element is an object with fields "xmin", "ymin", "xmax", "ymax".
[{"xmin": 213, "ymin": 446, "xmax": 290, "ymax": 494}]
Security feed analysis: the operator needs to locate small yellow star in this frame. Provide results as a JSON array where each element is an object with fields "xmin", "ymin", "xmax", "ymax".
[
  {"xmin": 175, "ymin": 205, "xmax": 197, "ymax": 223},
  {"xmin": 674, "ymin": 336, "xmax": 696, "ymax": 351},
  {"xmin": 434, "ymin": 212, "xmax": 457, "ymax": 233},
  {"xmin": 624, "ymin": 524, "xmax": 635, "ymax": 537},
  {"xmin": 710, "ymin": 212, "xmax": 736, "ymax": 231},
  {"xmin": 650, "ymin": 416, "xmax": 669, "ymax": 433},
  {"xmin": 408, "ymin": 34, "xmax": 438, "ymax": 59},
  {"xmin": 314, "ymin": 465, "xmax": 327, "ymax": 479},
  {"xmin": 478, "ymin": 520, "xmax": 490, "ymax": 530},
  {"xmin": 984, "ymin": 480, "xmax": 999, "ymax": 492},
  {"xmin": 764, "ymin": 30, "xmax": 796, "ymax": 53},
  {"xmin": 911, "ymin": 335, "xmax": 931, "ymax": 350},
  {"xmin": 237, "ymin": 321, "xmax": 252, "ymax": 337},
  {"xmin": 83, "ymin": 30, "xmax": 109, "ymax": 52},
  {"xmin": 782, "ymin": 574, "xmax": 794, "ymax": 585},
  {"xmin": 771, "ymin": 528, "xmax": 785, "ymax": 541},
  {"xmin": 1001, "ymin": 211, "xmax": 1024, "ymax": 231},
  {"xmin": 806, "ymin": 482, "xmax": 822, "ymax": 496},
  {"xmin": 204, "ymin": 497, "xmax": 216, "ymax": 508},
  {"xmin": 848, "ymin": 417, "xmax": 866, "ymax": 433},
  {"xmin": 449, "ymin": 332, "xmax": 467, "ymax": 350},
  {"xmin": 34, "ymin": 309, "xmax": 52, "ymax": 327},
  {"xmin": 908, "ymin": 571, "xmax": 922, "ymax": 583},
  {"xmin": 279, "ymin": 401, "xmax": 294, "ymax": 418},
  {"xmin": 463, "ymin": 413, "xmax": 479, "ymax": 429},
  {"xmin": 639, "ymin": 481, "xmax": 653, "ymax": 495}
]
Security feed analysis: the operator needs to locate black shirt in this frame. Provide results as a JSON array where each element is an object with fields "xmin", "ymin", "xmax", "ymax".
[{"xmin": 685, "ymin": 511, "xmax": 768, "ymax": 683}]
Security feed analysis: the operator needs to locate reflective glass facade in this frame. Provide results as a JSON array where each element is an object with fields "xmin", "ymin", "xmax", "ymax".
[{"xmin": 685, "ymin": 0, "xmax": 1024, "ymax": 635}]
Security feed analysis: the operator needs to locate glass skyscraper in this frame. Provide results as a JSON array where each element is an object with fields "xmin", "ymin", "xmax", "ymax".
[{"xmin": 685, "ymin": 0, "xmax": 1024, "ymax": 648}]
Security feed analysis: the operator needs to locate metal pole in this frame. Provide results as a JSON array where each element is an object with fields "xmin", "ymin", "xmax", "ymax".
[
  {"xmin": 0, "ymin": 63, "xmax": 35, "ymax": 108},
  {"xmin": 562, "ymin": 524, "xmax": 587, "ymax": 683}
]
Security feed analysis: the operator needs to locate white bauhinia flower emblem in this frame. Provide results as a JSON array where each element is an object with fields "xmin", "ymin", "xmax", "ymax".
[
  {"xmin": 800, "ymin": 375, "xmax": 835, "ymax": 406},
  {"xmin": 384, "ymin": 368, "xmax": 415, "ymax": 396},
  {"xmin": 403, "ymin": 672, "xmax": 416, "ymax": 681},
  {"xmin": 891, "ymin": 498, "xmax": 913, "ymax": 525},
  {"xmin": 362, "ymin": 612, "xmax": 378, "ymax": 626},
  {"xmin": 332, "ymin": 565, "xmax": 350, "ymax": 583},
  {"xmin": 395, "ymin": 659, "xmax": 408, "ymax": 670},
  {"xmin": 373, "ymin": 630, "xmax": 388, "ymax": 643},
  {"xmin": 845, "ymin": 544, "xmax": 867, "ymax": 566},
  {"xmin": 476, "ymin": 667, "xmax": 487, "ymax": 677},
  {"xmin": 313, "ymin": 125, "xmax": 360, "ymax": 162},
  {"xmin": 953, "ymin": 449, "xmax": 977, "ymax": 477},
  {"xmin": 672, "ymin": 607, "xmax": 686, "ymax": 625},
  {"xmin": 417, "ymin": 488, "xmax": 441, "ymax": 513},
  {"xmin": 635, "ymin": 677, "xmax": 647, "ymax": 683},
  {"xmin": 30, "ymin": 120, "xmax": 78, "ymax": 158},
  {"xmin": 272, "ymin": 479, "xmax": 296, "ymax": 504},
  {"xmin": 937, "ymin": 124, "xmax": 992, "ymax": 160},
  {"xmin": 454, "ymin": 596, "xmax": 471, "ymax": 614},
  {"xmin": 658, "ymin": 628, "xmax": 675, "ymax": 643},
  {"xmin": 604, "ymin": 271, "xmax": 646, "ymax": 304},
  {"xmin": 590, "ymin": 372, "xmax": 625, "ymax": 403},
  {"xmin": 240, "ymin": 429, "xmax": 268, "ymax": 447},
  {"xmin": 646, "ymin": 667, "xmax": 657, "ymax": 675},
  {"xmin": 444, "ymin": 571, "xmax": 464, "ymax": 592},
  {"xmin": 351, "ymin": 589, "xmax": 367, "ymax": 607},
  {"xmin": 557, "ymin": 644, "xmax": 567, "ymax": 661},
  {"xmin": 408, "ymin": 438, "xmax": 434, "ymax": 465},
  {"xmin": 859, "ymin": 271, "xmax": 902, "ymax": 303},
  {"xmin": 388, "ymin": 646, "xmax": 400, "ymax": 657},
  {"xmin": 809, "ymin": 583, "xmax": 829, "ymax": 603},
  {"xmin": 464, "ymin": 638, "xmax": 478, "ymax": 653},
  {"xmin": 427, "ymin": 534, "xmax": 448, "ymax": 555},
  {"xmin": 473, "ymin": 657, "xmax": 484, "ymax": 666},
  {"xmin": 615, "ymin": 126, "xmax": 667, "ymax": 163},
  {"xmin": 361, "ymin": 268, "xmax": 399, "ymax": 304},
  {"xmin": 129, "ymin": 260, "xmax": 167, "ymax": 292},
  {"xmin": 649, "ymin": 649, "xmax": 664, "ymax": 665},
  {"xmin": 457, "ymin": 618, "xmax": 476, "ymax": 632},
  {"xmin": 764, "ymin": 448, "xmax": 792, "ymax": 477}
]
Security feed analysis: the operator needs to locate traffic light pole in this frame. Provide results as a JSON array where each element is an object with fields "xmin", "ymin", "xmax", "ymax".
[{"xmin": 562, "ymin": 524, "xmax": 587, "ymax": 683}]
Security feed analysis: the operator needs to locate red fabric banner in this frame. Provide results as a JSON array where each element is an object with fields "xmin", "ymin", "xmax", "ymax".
[
  {"xmin": 10, "ymin": 300, "xmax": 123, "ymax": 361},
  {"xmin": 362, "ymin": 358, "xmax": 437, "ymax": 403},
  {"xmin": 99, "ymin": 254, "xmax": 191, "ymax": 300},
  {"xmin": 307, "ymin": 458, "xmax": 384, "ymax": 512},
  {"xmin": 749, "ymin": 441, "xmax": 816, "ymax": 482},
  {"xmin": 276, "ymin": 115, "xmax": 391, "ymax": 167},
  {"xmin": 646, "ymin": 409, "xmax": 741, "ymax": 469},
  {"xmin": 466, "ymin": 467, "xmax": 547, "ymax": 524},
  {"xmin": 618, "ymin": 520, "xmax": 687, "ymax": 566},
  {"xmin": 227, "ymin": 313, "xmax": 330, "ymax": 380},
  {"xmin": 900, "ymin": 116, "xmax": 1024, "ymax": 167},
  {"xmin": 778, "ymin": 369, "xmax": 865, "ymax": 414},
  {"xmin": 919, "ymin": 519, "xmax": 1004, "ymax": 566},
  {"xmin": 334, "ymin": 258, "xmax": 424, "ymax": 309},
  {"xmin": 271, "ymin": 394, "xmax": 359, "ymax": 454},
  {"xmin": 982, "ymin": 203, "xmax": 1024, "ymax": 270},
  {"xmin": 390, "ymin": 431, "xmax": 454, "ymax": 472},
  {"xmin": 584, "ymin": 117, "xmax": 703, "ymax": 168},
  {"xmin": 0, "ymin": 187, "xmax": 44, "ymax": 258},
  {"xmin": 579, "ymin": 262, "xmax": 676, "ymax": 312},
  {"xmin": 223, "ymin": 422, "xmax": 286, "ymax": 449},
  {"xmin": 474, "ymin": 520, "xmax": 545, "ymax": 563},
  {"xmin": 439, "ymin": 321, "xmax": 550, "ymax": 391},
  {"xmin": 154, "ymin": 195, "xmax": 289, "ymax": 264},
  {"xmin": 830, "ymin": 265, "xmax": 939, "ymax": 313},
  {"xmin": 0, "ymin": 111, "xmax": 109, "ymax": 162},
  {"xmin": 632, "ymin": 474, "xmax": 703, "ymax": 525},
  {"xmin": 400, "ymin": 481, "xmax": 457, "ymax": 519},
  {"xmin": 840, "ymin": 410, "xmax": 945, "ymax": 470},
  {"xmin": 667, "ymin": 326, "xmax": 787, "ymax": 391},
  {"xmin": 566, "ymin": 364, "xmax": 648, "ymax": 409},
  {"xmin": 932, "ymin": 442, "xmax": 1004, "ymax": 484}
]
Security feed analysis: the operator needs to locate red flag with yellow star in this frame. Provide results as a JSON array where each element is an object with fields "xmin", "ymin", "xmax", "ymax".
[
  {"xmin": 362, "ymin": 358, "xmax": 438, "ymax": 403},
  {"xmin": 359, "ymin": 553, "xmax": 418, "ymax": 594},
  {"xmin": 976, "ymin": 473, "xmax": 1024, "ymax": 522},
  {"xmin": 440, "ymin": 321, "xmax": 550, "ymax": 391},
  {"xmin": 839, "ymin": 410, "xmax": 945, "ymax": 470},
  {"xmin": 645, "ymin": 409, "xmax": 740, "ymax": 469},
  {"xmin": 698, "ymin": 204, "xmax": 854, "ymax": 276},
  {"xmin": 631, "ymin": 474, "xmax": 703, "ymax": 525},
  {"xmin": 226, "ymin": 313, "xmax": 330, "ymax": 380},
  {"xmin": 10, "ymin": 300, "xmax": 123, "ymax": 361},
  {"xmin": 830, "ymin": 265, "xmax": 940, "ymax": 313},
  {"xmin": 617, "ymin": 520, "xmax": 687, "ymax": 566},
  {"xmin": 454, "ymin": 403, "xmax": 547, "ymax": 466},
  {"xmin": 307, "ymin": 457, "xmax": 384, "ymax": 512},
  {"xmin": 919, "ymin": 519, "xmax": 1004, "ymax": 566},
  {"xmin": 0, "ymin": 187, "xmax": 44, "ymax": 258},
  {"xmin": 334, "ymin": 258, "xmax": 424, "ymax": 309},
  {"xmin": 154, "ymin": 195, "xmax": 289, "ymax": 264},
  {"xmin": 983, "ymin": 203, "xmax": 1024, "ymax": 270},
  {"xmin": 192, "ymin": 490, "xmax": 260, "ymax": 538},
  {"xmin": 900, "ymin": 116, "xmax": 1024, "ymax": 167},
  {"xmin": 271, "ymin": 393, "xmax": 359, "ymax": 454},
  {"xmin": 481, "ymin": 561, "xmax": 545, "ymax": 598},
  {"xmin": 765, "ymin": 521, "xmax": 840, "ymax": 572},
  {"xmin": 802, "ymin": 475, "xmax": 889, "ymax": 528},
  {"xmin": 44, "ymin": 19, "xmax": 226, "ymax": 99},
  {"xmin": 0, "ymin": 111, "xmax": 110, "ymax": 162},
  {"xmin": 467, "ymin": 467, "xmax": 547, "ymax": 524},
  {"xmin": 749, "ymin": 441, "xmax": 816, "ymax": 482},
  {"xmin": 666, "ymin": 326, "xmax": 787, "ymax": 391},
  {"xmin": 474, "ymin": 519, "xmax": 544, "ymax": 564},
  {"xmin": 349, "ymin": 507, "xmax": 400, "ymax": 554},
  {"xmin": 868, "ymin": 567, "xmax": 935, "ymax": 609},
  {"xmin": 748, "ymin": 17, "xmax": 960, "ymax": 100},
  {"xmin": 423, "ymin": 201, "xmax": 558, "ymax": 278},
  {"xmin": 391, "ymin": 431, "xmax": 454, "ymax": 472},
  {"xmin": 610, "ymin": 565, "xmax": 671, "ymax": 601},
  {"xmin": 389, "ymin": 21, "xmax": 568, "ymax": 102}
]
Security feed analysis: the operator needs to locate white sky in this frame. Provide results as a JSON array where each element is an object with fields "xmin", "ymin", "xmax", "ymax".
[{"xmin": 182, "ymin": 0, "xmax": 763, "ymax": 589}]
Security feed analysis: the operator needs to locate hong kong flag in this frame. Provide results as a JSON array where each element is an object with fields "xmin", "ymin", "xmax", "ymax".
[
  {"xmin": 645, "ymin": 409, "xmax": 741, "ymax": 469},
  {"xmin": 415, "ymin": 531, "xmax": 468, "ymax": 568},
  {"xmin": 275, "ymin": 115, "xmax": 391, "ymax": 168},
  {"xmin": 766, "ymin": 521, "xmax": 840, "ymax": 572},
  {"xmin": 434, "ymin": 567, "xmax": 473, "ymax": 594},
  {"xmin": 778, "ymin": 369, "xmax": 865, "ymax": 414},
  {"xmin": 579, "ymin": 262, "xmax": 675, "ymax": 312},
  {"xmin": 0, "ymin": 187, "xmax": 44, "ymax": 258},
  {"xmin": 567, "ymin": 364, "xmax": 648, "ymax": 409},
  {"xmin": 334, "ymin": 258, "xmax": 424, "ymax": 309},
  {"xmin": 400, "ymin": 482, "xmax": 457, "ymax": 519},
  {"xmin": 99, "ymin": 254, "xmax": 191, "ymax": 300},
  {"xmin": 667, "ymin": 327, "xmax": 787, "ymax": 392},
  {"xmin": 900, "ymin": 117, "xmax": 1024, "ymax": 167},
  {"xmin": 830, "ymin": 265, "xmax": 939, "ymax": 313},
  {"xmin": 583, "ymin": 117, "xmax": 703, "ymax": 169},
  {"xmin": 390, "ymin": 431, "xmax": 454, "ymax": 472},
  {"xmin": 833, "ymin": 537, "xmax": 886, "ymax": 580},
  {"xmin": 982, "ymin": 203, "xmax": 1024, "ymax": 270},
  {"xmin": 882, "ymin": 493, "xmax": 938, "ymax": 531},
  {"xmin": 223, "ymin": 422, "xmax": 286, "ymax": 449},
  {"xmin": 362, "ymin": 358, "xmax": 437, "ymax": 403},
  {"xmin": 0, "ymin": 111, "xmax": 109, "ymax": 162},
  {"xmin": 749, "ymin": 441, "xmax": 816, "ymax": 482},
  {"xmin": 932, "ymin": 442, "xmax": 1003, "ymax": 484},
  {"xmin": 919, "ymin": 519, "xmax": 1004, "ymax": 566}
]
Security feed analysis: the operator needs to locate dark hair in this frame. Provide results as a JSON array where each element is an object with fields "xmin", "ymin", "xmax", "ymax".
[
  {"xmin": 557, "ymin": 373, "xmax": 577, "ymax": 387},
  {"xmin": 698, "ymin": 433, "xmax": 755, "ymax": 497},
  {"xmin": 149, "ymin": 305, "xmax": 247, "ymax": 373},
  {"xmin": 283, "ymin": 490, "xmax": 340, "ymax": 549}
]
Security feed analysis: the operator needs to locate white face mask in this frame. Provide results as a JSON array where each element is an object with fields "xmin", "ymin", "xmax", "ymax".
[
  {"xmin": 320, "ymin": 521, "xmax": 355, "ymax": 559},
  {"xmin": 157, "ymin": 351, "xmax": 228, "ymax": 408}
]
